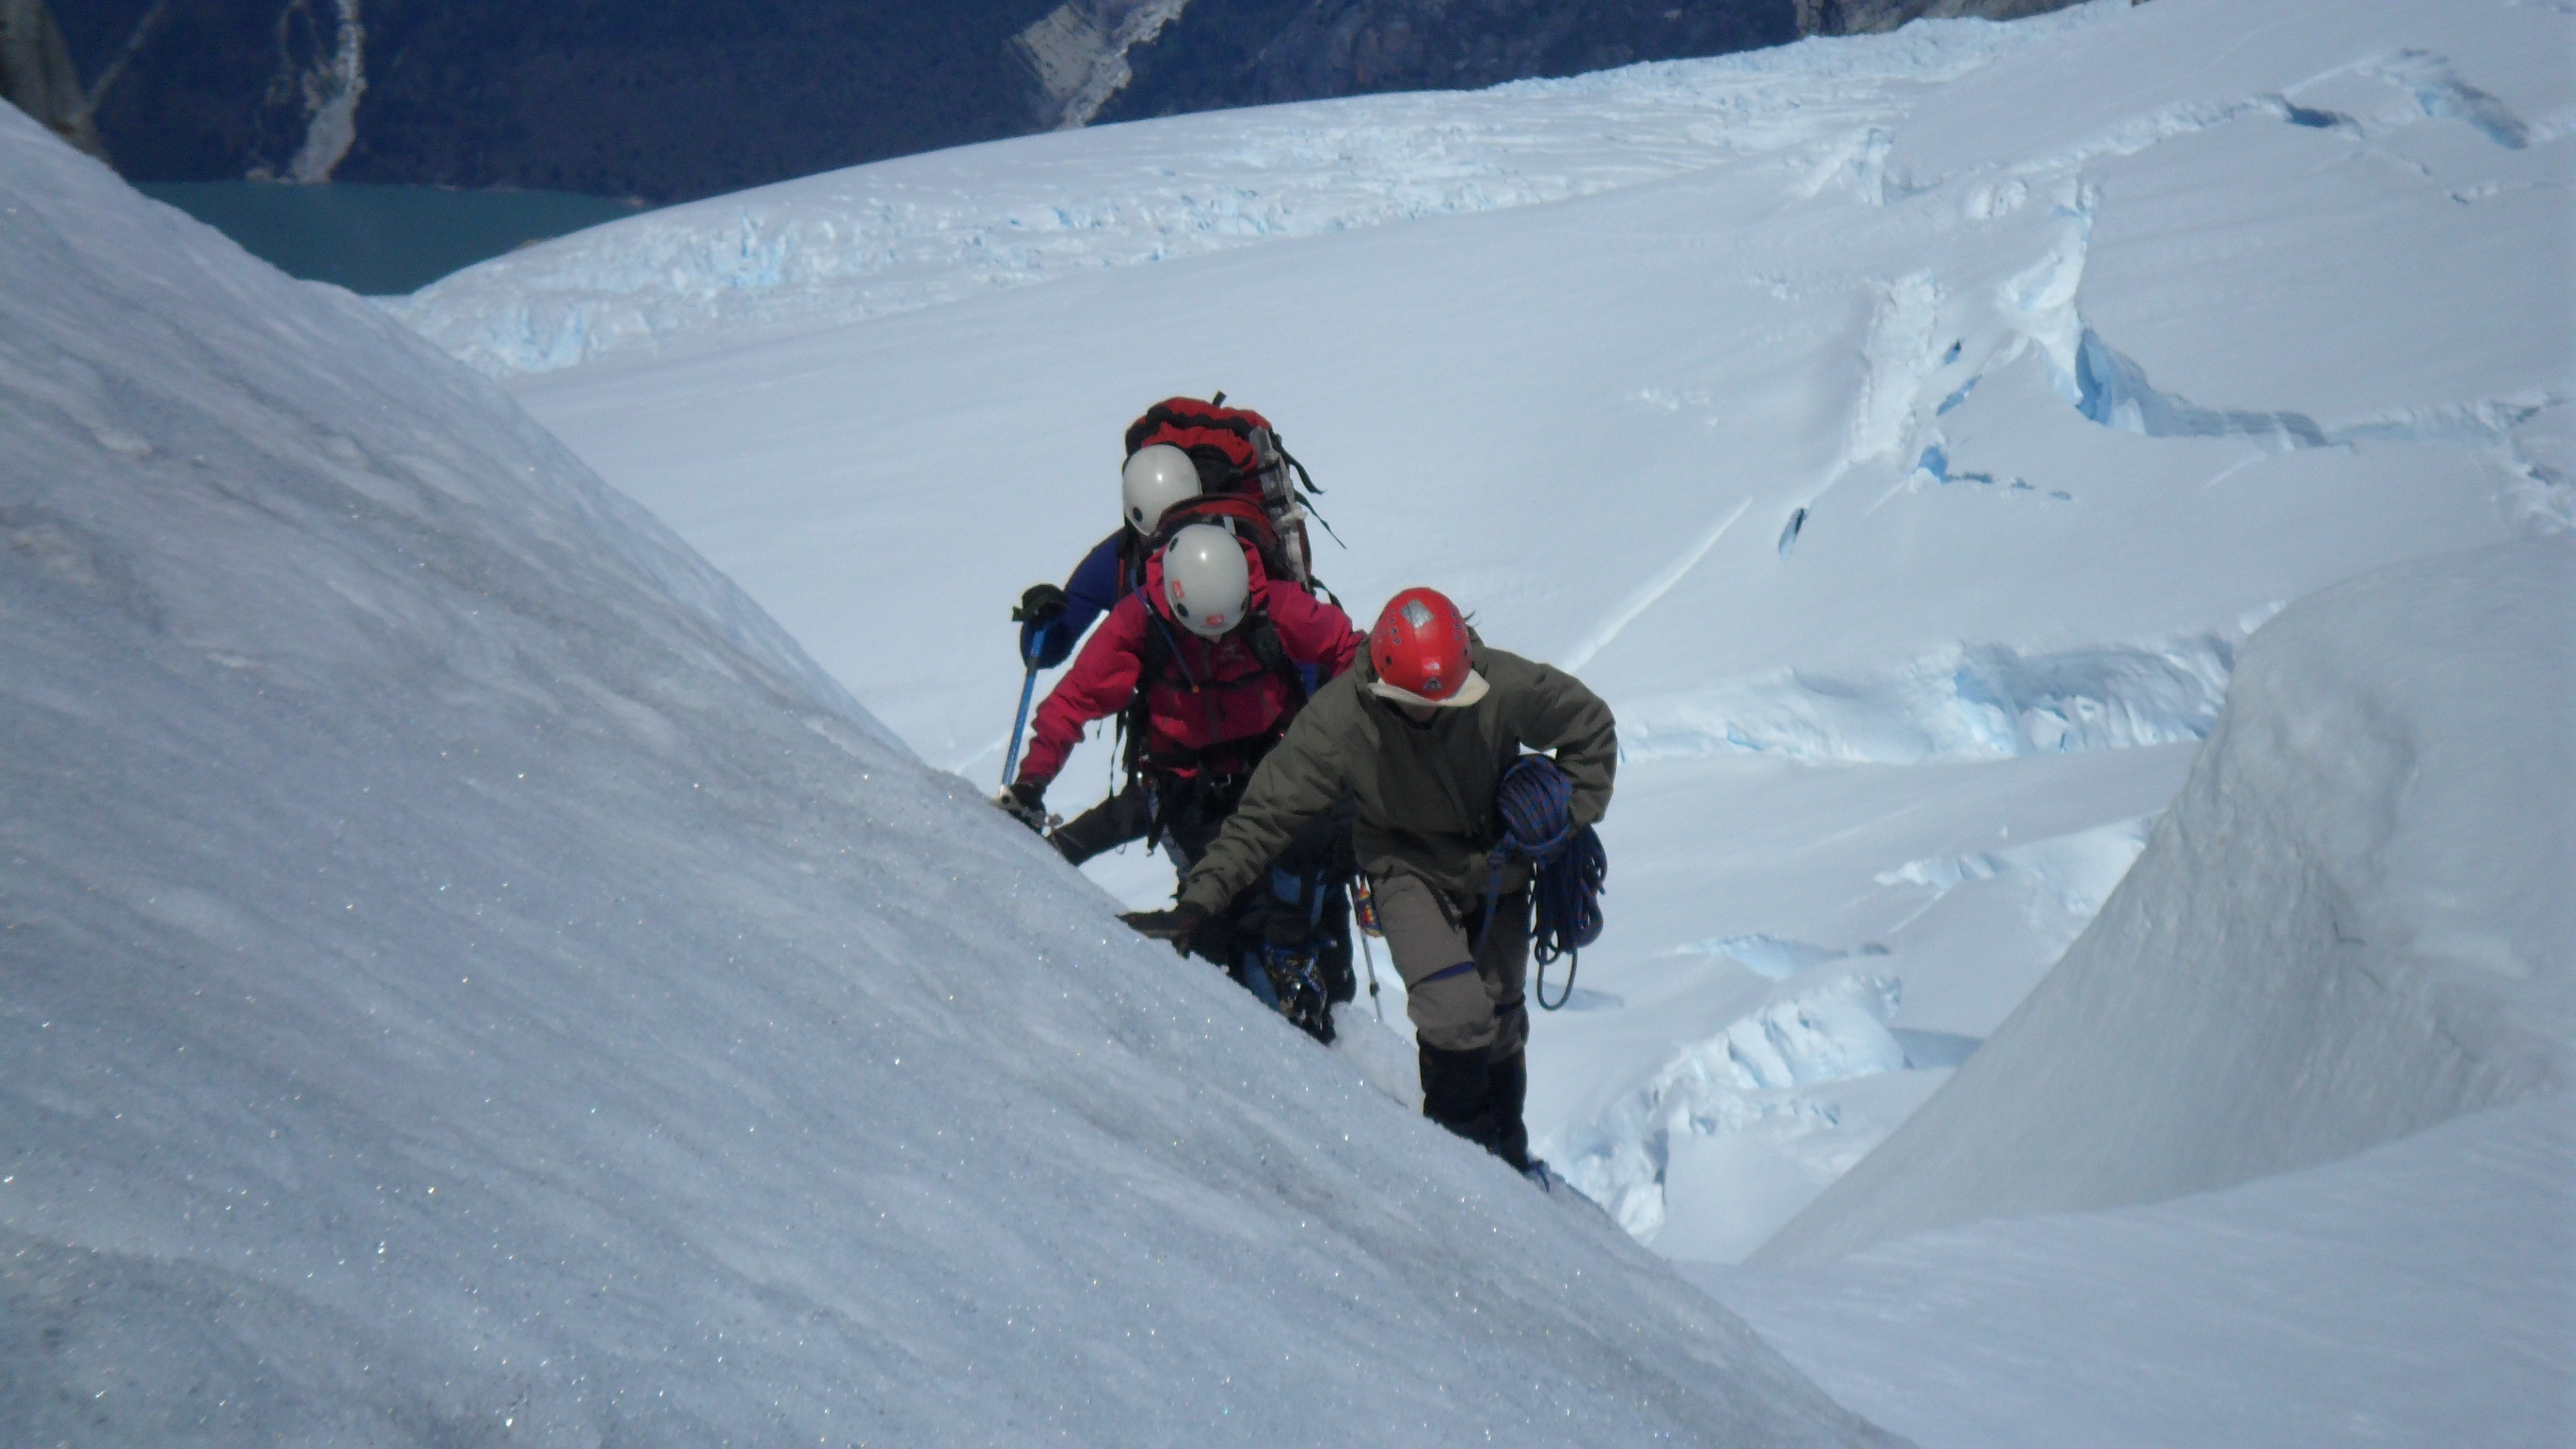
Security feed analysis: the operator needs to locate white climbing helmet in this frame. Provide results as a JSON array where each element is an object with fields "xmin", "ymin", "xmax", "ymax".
[
  {"xmin": 1159, "ymin": 524, "xmax": 1251, "ymax": 640},
  {"xmin": 1120, "ymin": 443, "xmax": 1203, "ymax": 535}
]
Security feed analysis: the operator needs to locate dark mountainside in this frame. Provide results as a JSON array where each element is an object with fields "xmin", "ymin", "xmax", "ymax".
[
  {"xmin": 50, "ymin": 0, "xmax": 2080, "ymax": 203},
  {"xmin": 1101, "ymin": 0, "xmax": 2095, "ymax": 120},
  {"xmin": 1097, "ymin": 0, "xmax": 1798, "ymax": 122},
  {"xmin": 1, "ymin": 0, "xmax": 105, "ymax": 157},
  {"xmin": 56, "ymin": 0, "xmax": 1065, "ymax": 199},
  {"xmin": 1798, "ymin": 0, "xmax": 2080, "ymax": 35}
]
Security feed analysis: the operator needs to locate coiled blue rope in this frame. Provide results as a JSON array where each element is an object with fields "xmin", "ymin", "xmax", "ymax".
[{"xmin": 1481, "ymin": 754, "xmax": 1607, "ymax": 1011}]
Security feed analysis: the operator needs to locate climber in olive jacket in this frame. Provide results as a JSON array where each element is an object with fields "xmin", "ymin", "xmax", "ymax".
[
  {"xmin": 1126, "ymin": 587, "xmax": 1614, "ymax": 1177},
  {"xmin": 1171, "ymin": 634, "xmax": 1612, "ymax": 916}
]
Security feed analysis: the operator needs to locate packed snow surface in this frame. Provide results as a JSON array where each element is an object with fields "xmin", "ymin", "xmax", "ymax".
[
  {"xmin": 1760, "ymin": 538, "xmax": 2576, "ymax": 1265},
  {"xmin": 0, "ymin": 110, "xmax": 1904, "ymax": 1445},
  {"xmin": 351, "ymin": 0, "xmax": 2576, "ymax": 1433},
  {"xmin": 411, "ymin": 0, "xmax": 2574, "ymax": 1282},
  {"xmin": 1703, "ymin": 1089, "xmax": 2576, "ymax": 1449}
]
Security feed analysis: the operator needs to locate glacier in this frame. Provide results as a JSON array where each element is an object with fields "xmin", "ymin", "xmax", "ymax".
[
  {"xmin": 1759, "ymin": 537, "xmax": 2575, "ymax": 1264},
  {"xmin": 0, "ymin": 105, "xmax": 1895, "ymax": 1446},
  {"xmin": 419, "ymin": 0, "xmax": 2570, "ymax": 1296},
  {"xmin": 9, "ymin": 0, "xmax": 2571, "ymax": 1439}
]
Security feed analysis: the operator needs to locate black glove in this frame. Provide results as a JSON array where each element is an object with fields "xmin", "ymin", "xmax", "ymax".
[
  {"xmin": 1011, "ymin": 582, "xmax": 1068, "ymax": 625},
  {"xmin": 994, "ymin": 780, "xmax": 1049, "ymax": 833},
  {"xmin": 1120, "ymin": 902, "xmax": 1210, "ymax": 951}
]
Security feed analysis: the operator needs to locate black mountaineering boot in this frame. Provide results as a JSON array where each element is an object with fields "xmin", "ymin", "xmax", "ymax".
[
  {"xmin": 1488, "ymin": 1051, "xmax": 1533, "ymax": 1171},
  {"xmin": 1417, "ymin": 1042, "xmax": 1501, "ymax": 1155},
  {"xmin": 1487, "ymin": 1051, "xmax": 1548, "ymax": 1189}
]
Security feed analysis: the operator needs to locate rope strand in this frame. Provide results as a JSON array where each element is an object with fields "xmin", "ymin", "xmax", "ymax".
[{"xmin": 1481, "ymin": 755, "xmax": 1607, "ymax": 1010}]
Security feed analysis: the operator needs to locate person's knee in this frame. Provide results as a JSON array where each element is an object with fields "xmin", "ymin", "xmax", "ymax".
[{"xmin": 1407, "ymin": 970, "xmax": 1499, "ymax": 1054}]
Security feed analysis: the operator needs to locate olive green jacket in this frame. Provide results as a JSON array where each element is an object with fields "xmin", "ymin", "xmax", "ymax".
[{"xmin": 1177, "ymin": 639, "xmax": 1615, "ymax": 914}]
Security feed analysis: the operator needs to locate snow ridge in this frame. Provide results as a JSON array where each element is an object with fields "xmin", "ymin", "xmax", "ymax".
[
  {"xmin": 1876, "ymin": 816, "xmax": 2154, "ymax": 920},
  {"xmin": 1760, "ymin": 539, "xmax": 2576, "ymax": 1266},
  {"xmin": 1670, "ymin": 934, "xmax": 1892, "ymax": 983},
  {"xmin": 1616, "ymin": 633, "xmax": 2243, "ymax": 764},
  {"xmin": 1556, "ymin": 973, "xmax": 1934, "ymax": 1249}
]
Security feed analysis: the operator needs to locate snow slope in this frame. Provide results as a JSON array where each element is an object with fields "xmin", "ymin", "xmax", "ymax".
[
  {"xmin": 1702, "ymin": 1089, "xmax": 2575, "ymax": 1449},
  {"xmin": 0, "ymin": 111, "xmax": 1899, "ymax": 1446},
  {"xmin": 1759, "ymin": 537, "xmax": 2575, "ymax": 1264},
  {"xmin": 404, "ymin": 0, "xmax": 2573, "ymax": 1267}
]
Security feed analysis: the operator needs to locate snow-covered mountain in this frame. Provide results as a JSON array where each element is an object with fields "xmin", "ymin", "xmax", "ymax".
[
  {"xmin": 0, "ymin": 107, "xmax": 1900, "ymax": 1444},
  {"xmin": 382, "ymin": 0, "xmax": 2571, "ymax": 1437}
]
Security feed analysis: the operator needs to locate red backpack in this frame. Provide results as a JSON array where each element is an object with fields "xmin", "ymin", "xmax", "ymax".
[{"xmin": 1123, "ymin": 394, "xmax": 1332, "ymax": 590}]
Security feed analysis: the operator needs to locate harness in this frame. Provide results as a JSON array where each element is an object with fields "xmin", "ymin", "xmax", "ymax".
[
  {"xmin": 1116, "ymin": 602, "xmax": 1312, "ymax": 849},
  {"xmin": 1108, "ymin": 472, "xmax": 1332, "ymax": 853}
]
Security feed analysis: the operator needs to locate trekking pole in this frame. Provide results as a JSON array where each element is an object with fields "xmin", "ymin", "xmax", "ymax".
[
  {"xmin": 1352, "ymin": 874, "xmax": 1385, "ymax": 1024},
  {"xmin": 998, "ymin": 660, "xmax": 1039, "ymax": 790},
  {"xmin": 1358, "ymin": 931, "xmax": 1384, "ymax": 1024}
]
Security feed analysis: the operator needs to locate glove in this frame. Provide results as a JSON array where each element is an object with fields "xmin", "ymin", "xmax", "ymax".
[
  {"xmin": 1011, "ymin": 582, "xmax": 1068, "ymax": 625},
  {"xmin": 1120, "ymin": 902, "xmax": 1210, "ymax": 953},
  {"xmin": 994, "ymin": 780, "xmax": 1049, "ymax": 833}
]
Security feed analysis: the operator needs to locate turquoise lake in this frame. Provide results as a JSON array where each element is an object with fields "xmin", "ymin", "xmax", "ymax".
[{"xmin": 137, "ymin": 182, "xmax": 649, "ymax": 297}]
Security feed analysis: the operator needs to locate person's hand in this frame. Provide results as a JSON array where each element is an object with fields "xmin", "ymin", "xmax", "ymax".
[
  {"xmin": 1119, "ymin": 902, "xmax": 1210, "ymax": 952},
  {"xmin": 994, "ymin": 780, "xmax": 1049, "ymax": 833},
  {"xmin": 1012, "ymin": 583, "xmax": 1068, "ymax": 625}
]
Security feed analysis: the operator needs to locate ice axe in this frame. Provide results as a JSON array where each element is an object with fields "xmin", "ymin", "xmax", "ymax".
[
  {"xmin": 999, "ymin": 661, "xmax": 1039, "ymax": 790},
  {"xmin": 1000, "ymin": 586, "xmax": 1064, "ymax": 789}
]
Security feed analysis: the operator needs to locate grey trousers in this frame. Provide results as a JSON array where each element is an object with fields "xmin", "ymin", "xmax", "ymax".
[{"xmin": 1371, "ymin": 871, "xmax": 1529, "ymax": 1059}]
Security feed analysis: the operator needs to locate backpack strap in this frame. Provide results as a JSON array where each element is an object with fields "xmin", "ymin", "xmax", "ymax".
[
  {"xmin": 1241, "ymin": 610, "xmax": 1311, "ymax": 706},
  {"xmin": 1118, "ymin": 608, "xmax": 1181, "ymax": 780},
  {"xmin": 1116, "ymin": 607, "xmax": 1194, "ymax": 854},
  {"xmin": 1118, "ymin": 601, "xmax": 1309, "ymax": 781}
]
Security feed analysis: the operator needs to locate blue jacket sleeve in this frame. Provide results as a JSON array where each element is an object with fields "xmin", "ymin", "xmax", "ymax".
[{"xmin": 1020, "ymin": 531, "xmax": 1127, "ymax": 668}]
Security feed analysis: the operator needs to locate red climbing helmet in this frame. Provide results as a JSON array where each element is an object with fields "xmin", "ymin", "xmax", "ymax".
[{"xmin": 1366, "ymin": 587, "xmax": 1488, "ymax": 708}]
